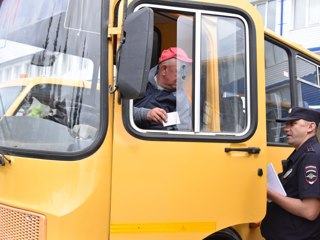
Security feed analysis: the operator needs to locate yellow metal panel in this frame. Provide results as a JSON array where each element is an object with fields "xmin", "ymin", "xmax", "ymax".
[{"xmin": 111, "ymin": 222, "xmax": 216, "ymax": 234}]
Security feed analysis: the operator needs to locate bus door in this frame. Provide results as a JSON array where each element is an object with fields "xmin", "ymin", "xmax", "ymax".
[{"xmin": 113, "ymin": 1, "xmax": 267, "ymax": 239}]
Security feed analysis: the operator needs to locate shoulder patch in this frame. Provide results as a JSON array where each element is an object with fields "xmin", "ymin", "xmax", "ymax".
[
  {"xmin": 305, "ymin": 165, "xmax": 318, "ymax": 185},
  {"xmin": 307, "ymin": 146, "xmax": 315, "ymax": 152}
]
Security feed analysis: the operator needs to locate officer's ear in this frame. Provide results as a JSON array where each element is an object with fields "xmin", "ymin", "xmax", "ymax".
[{"xmin": 308, "ymin": 122, "xmax": 317, "ymax": 133}]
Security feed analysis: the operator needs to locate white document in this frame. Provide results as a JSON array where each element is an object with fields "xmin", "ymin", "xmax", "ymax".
[
  {"xmin": 162, "ymin": 111, "xmax": 180, "ymax": 127},
  {"xmin": 267, "ymin": 163, "xmax": 286, "ymax": 200}
]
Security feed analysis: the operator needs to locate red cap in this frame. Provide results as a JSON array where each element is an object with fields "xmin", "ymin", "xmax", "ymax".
[{"xmin": 158, "ymin": 47, "xmax": 192, "ymax": 63}]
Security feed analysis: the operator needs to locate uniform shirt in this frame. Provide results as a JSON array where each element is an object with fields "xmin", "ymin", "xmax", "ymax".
[{"xmin": 261, "ymin": 136, "xmax": 320, "ymax": 240}]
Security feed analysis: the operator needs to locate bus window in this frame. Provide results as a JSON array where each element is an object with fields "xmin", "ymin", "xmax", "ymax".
[
  {"xmin": 0, "ymin": 0, "xmax": 102, "ymax": 156},
  {"xmin": 296, "ymin": 56, "xmax": 320, "ymax": 109},
  {"xmin": 296, "ymin": 57, "xmax": 318, "ymax": 85},
  {"xmin": 130, "ymin": 6, "xmax": 251, "ymax": 138},
  {"xmin": 265, "ymin": 40, "xmax": 291, "ymax": 143},
  {"xmin": 131, "ymin": 9, "xmax": 194, "ymax": 132},
  {"xmin": 201, "ymin": 15, "xmax": 247, "ymax": 133}
]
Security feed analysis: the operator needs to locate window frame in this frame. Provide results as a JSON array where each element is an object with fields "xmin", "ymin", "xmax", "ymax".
[
  {"xmin": 264, "ymin": 38, "xmax": 292, "ymax": 145},
  {"xmin": 0, "ymin": 0, "xmax": 109, "ymax": 160},
  {"xmin": 264, "ymin": 34, "xmax": 320, "ymax": 146},
  {"xmin": 123, "ymin": 1, "xmax": 258, "ymax": 142},
  {"xmin": 293, "ymin": 0, "xmax": 320, "ymax": 29},
  {"xmin": 295, "ymin": 55, "xmax": 320, "ymax": 108}
]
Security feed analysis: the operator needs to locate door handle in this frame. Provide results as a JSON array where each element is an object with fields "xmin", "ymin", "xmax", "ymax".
[{"xmin": 225, "ymin": 147, "xmax": 260, "ymax": 154}]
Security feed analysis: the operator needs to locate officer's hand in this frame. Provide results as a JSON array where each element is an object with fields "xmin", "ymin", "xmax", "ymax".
[{"xmin": 147, "ymin": 108, "xmax": 167, "ymax": 124}]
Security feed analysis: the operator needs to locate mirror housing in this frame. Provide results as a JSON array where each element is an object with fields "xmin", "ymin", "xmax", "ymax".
[{"xmin": 117, "ymin": 8, "xmax": 154, "ymax": 99}]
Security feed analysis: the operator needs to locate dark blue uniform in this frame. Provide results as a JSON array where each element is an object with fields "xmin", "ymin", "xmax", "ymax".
[{"xmin": 261, "ymin": 136, "xmax": 320, "ymax": 240}]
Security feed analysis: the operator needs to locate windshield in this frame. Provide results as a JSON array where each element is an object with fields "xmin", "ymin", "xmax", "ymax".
[{"xmin": 0, "ymin": 0, "xmax": 102, "ymax": 155}]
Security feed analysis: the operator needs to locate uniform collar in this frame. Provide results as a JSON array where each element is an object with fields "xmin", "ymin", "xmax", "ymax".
[{"xmin": 288, "ymin": 136, "xmax": 319, "ymax": 164}]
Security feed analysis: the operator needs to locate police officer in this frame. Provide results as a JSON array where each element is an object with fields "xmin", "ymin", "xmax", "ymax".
[{"xmin": 261, "ymin": 107, "xmax": 320, "ymax": 240}]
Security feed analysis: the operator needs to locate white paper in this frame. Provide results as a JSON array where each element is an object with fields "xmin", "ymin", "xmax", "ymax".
[
  {"xmin": 162, "ymin": 111, "xmax": 180, "ymax": 127},
  {"xmin": 267, "ymin": 163, "xmax": 286, "ymax": 201}
]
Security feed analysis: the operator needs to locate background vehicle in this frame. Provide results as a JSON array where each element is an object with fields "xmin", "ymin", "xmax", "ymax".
[{"xmin": 0, "ymin": 0, "xmax": 319, "ymax": 239}]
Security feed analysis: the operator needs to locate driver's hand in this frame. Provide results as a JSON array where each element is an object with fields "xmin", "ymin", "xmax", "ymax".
[{"xmin": 147, "ymin": 108, "xmax": 167, "ymax": 124}]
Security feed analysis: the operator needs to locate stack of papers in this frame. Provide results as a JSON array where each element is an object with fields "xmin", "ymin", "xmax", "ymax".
[{"xmin": 267, "ymin": 163, "xmax": 286, "ymax": 201}]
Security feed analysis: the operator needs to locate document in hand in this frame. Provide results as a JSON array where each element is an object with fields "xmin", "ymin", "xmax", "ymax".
[
  {"xmin": 267, "ymin": 163, "xmax": 286, "ymax": 197},
  {"xmin": 162, "ymin": 111, "xmax": 181, "ymax": 127}
]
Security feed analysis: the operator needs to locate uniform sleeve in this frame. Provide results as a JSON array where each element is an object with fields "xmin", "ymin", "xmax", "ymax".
[{"xmin": 298, "ymin": 153, "xmax": 320, "ymax": 199}]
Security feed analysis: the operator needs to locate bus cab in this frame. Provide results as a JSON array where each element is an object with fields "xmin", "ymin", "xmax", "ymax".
[{"xmin": 0, "ymin": 0, "xmax": 319, "ymax": 239}]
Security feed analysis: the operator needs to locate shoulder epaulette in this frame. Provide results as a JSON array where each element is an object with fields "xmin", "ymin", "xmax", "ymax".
[{"xmin": 307, "ymin": 145, "xmax": 315, "ymax": 152}]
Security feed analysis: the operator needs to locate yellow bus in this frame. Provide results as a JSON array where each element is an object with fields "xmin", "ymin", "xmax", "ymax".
[{"xmin": 0, "ymin": 0, "xmax": 319, "ymax": 239}]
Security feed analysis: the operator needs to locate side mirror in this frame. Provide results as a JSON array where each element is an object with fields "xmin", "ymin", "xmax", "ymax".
[{"xmin": 117, "ymin": 8, "xmax": 154, "ymax": 99}]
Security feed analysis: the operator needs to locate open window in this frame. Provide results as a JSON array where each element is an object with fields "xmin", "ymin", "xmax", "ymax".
[{"xmin": 126, "ymin": 4, "xmax": 252, "ymax": 139}]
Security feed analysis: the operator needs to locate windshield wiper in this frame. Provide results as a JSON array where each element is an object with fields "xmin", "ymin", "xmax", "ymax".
[{"xmin": 0, "ymin": 153, "xmax": 11, "ymax": 166}]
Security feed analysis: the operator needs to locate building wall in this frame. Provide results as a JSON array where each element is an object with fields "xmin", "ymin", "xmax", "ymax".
[{"xmin": 248, "ymin": 0, "xmax": 320, "ymax": 55}]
